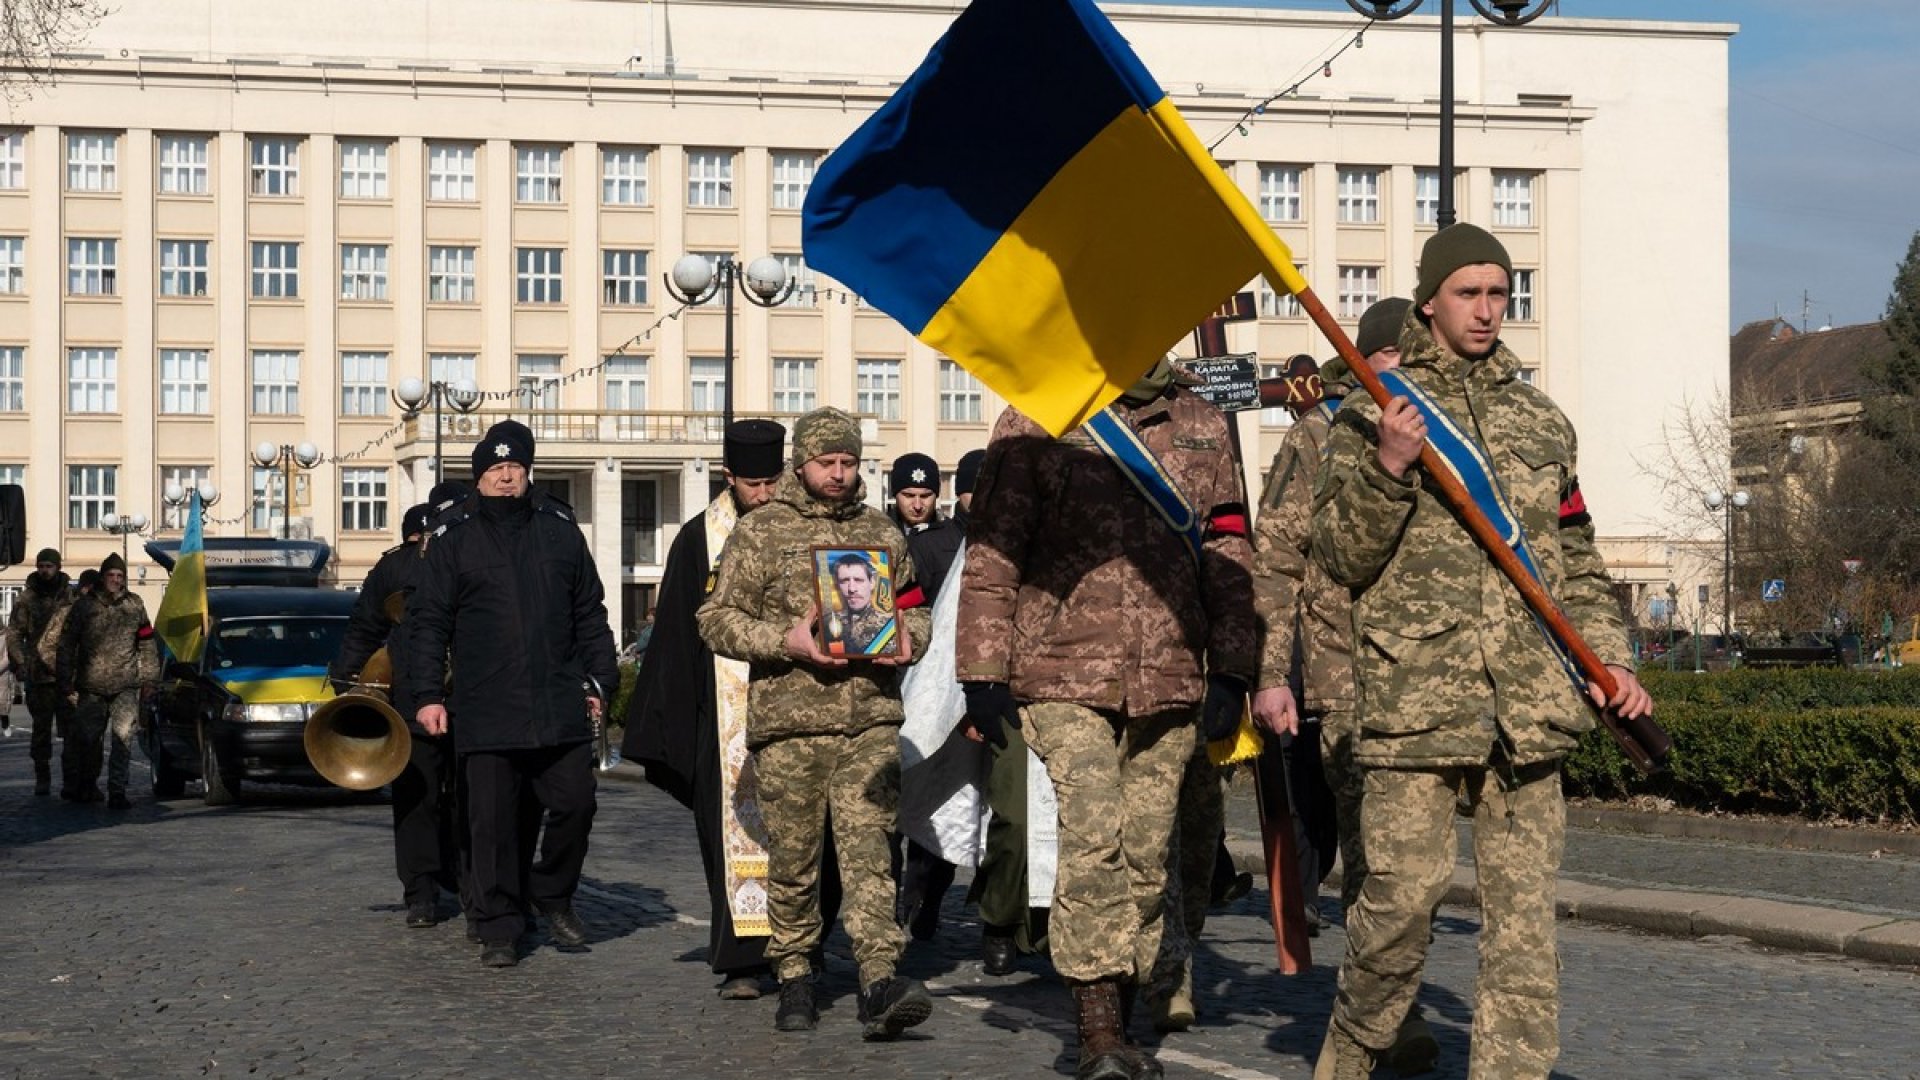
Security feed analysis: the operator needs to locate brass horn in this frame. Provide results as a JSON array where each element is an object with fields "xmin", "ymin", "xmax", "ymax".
[{"xmin": 305, "ymin": 589, "xmax": 413, "ymax": 790}]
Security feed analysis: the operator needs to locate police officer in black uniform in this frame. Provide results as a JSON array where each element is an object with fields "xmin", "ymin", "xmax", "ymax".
[
  {"xmin": 332, "ymin": 483, "xmax": 466, "ymax": 929},
  {"xmin": 406, "ymin": 420, "xmax": 620, "ymax": 968}
]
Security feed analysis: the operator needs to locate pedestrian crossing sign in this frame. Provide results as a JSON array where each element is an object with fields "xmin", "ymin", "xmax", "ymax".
[{"xmin": 1763, "ymin": 579, "xmax": 1786, "ymax": 602}]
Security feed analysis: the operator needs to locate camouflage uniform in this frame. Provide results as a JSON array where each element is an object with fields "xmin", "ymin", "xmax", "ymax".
[
  {"xmin": 1144, "ymin": 727, "xmax": 1223, "ymax": 1008},
  {"xmin": 697, "ymin": 468, "xmax": 932, "ymax": 989},
  {"xmin": 58, "ymin": 589, "xmax": 160, "ymax": 802},
  {"xmin": 6, "ymin": 572, "xmax": 74, "ymax": 794},
  {"xmin": 1252, "ymin": 358, "xmax": 1366, "ymax": 910},
  {"xmin": 956, "ymin": 385, "xmax": 1256, "ymax": 989},
  {"xmin": 838, "ymin": 604, "xmax": 892, "ymax": 656},
  {"xmin": 1309, "ymin": 318, "xmax": 1630, "ymax": 1079}
]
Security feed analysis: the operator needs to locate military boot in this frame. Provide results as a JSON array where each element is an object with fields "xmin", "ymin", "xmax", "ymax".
[
  {"xmin": 774, "ymin": 975, "xmax": 818, "ymax": 1032},
  {"xmin": 1072, "ymin": 981, "xmax": 1135, "ymax": 1080},
  {"xmin": 1314, "ymin": 1023, "xmax": 1377, "ymax": 1080},
  {"xmin": 1116, "ymin": 980, "xmax": 1165, "ymax": 1079},
  {"xmin": 859, "ymin": 976, "xmax": 933, "ymax": 1041},
  {"xmin": 1384, "ymin": 1006, "xmax": 1439, "ymax": 1076}
]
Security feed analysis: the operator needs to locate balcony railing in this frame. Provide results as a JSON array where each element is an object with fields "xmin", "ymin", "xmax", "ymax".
[{"xmin": 414, "ymin": 408, "xmax": 810, "ymax": 447}]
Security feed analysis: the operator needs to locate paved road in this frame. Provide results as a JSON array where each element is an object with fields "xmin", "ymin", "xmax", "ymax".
[{"xmin": 2, "ymin": 739, "xmax": 1915, "ymax": 1079}]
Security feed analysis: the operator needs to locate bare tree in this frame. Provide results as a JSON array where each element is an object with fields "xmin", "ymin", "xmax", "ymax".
[{"xmin": 0, "ymin": 0, "xmax": 110, "ymax": 101}]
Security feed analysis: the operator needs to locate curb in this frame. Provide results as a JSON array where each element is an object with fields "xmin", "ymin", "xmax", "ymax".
[
  {"xmin": 1222, "ymin": 838, "xmax": 1920, "ymax": 969},
  {"xmin": 1564, "ymin": 804, "xmax": 1920, "ymax": 858}
]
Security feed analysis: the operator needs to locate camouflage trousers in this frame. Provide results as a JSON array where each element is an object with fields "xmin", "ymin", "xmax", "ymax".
[
  {"xmin": 754, "ymin": 724, "xmax": 904, "ymax": 988},
  {"xmin": 1320, "ymin": 711, "xmax": 1367, "ymax": 913},
  {"xmin": 74, "ymin": 689, "xmax": 143, "ymax": 798},
  {"xmin": 1021, "ymin": 701, "xmax": 1194, "ymax": 984},
  {"xmin": 1332, "ymin": 759, "xmax": 1565, "ymax": 1080},
  {"xmin": 1146, "ymin": 728, "xmax": 1224, "ymax": 1003}
]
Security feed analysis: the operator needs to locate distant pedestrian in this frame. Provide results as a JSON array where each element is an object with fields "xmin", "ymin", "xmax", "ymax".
[
  {"xmin": 57, "ymin": 553, "xmax": 160, "ymax": 809},
  {"xmin": 406, "ymin": 420, "xmax": 621, "ymax": 968},
  {"xmin": 6, "ymin": 548, "xmax": 73, "ymax": 796}
]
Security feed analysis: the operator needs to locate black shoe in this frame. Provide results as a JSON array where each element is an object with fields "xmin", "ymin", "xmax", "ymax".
[
  {"xmin": 859, "ymin": 976, "xmax": 933, "ymax": 1041},
  {"xmin": 909, "ymin": 896, "xmax": 942, "ymax": 942},
  {"xmin": 79, "ymin": 786, "xmax": 103, "ymax": 804},
  {"xmin": 465, "ymin": 919, "xmax": 481, "ymax": 944},
  {"xmin": 544, "ymin": 904, "xmax": 590, "ymax": 947},
  {"xmin": 1210, "ymin": 870, "xmax": 1254, "ymax": 908},
  {"xmin": 406, "ymin": 901, "xmax": 437, "ymax": 929},
  {"xmin": 982, "ymin": 931, "xmax": 1018, "ymax": 976},
  {"xmin": 59, "ymin": 787, "xmax": 78, "ymax": 802},
  {"xmin": 34, "ymin": 779, "xmax": 51, "ymax": 796},
  {"xmin": 107, "ymin": 792, "xmax": 132, "ymax": 810},
  {"xmin": 774, "ymin": 976, "xmax": 818, "ymax": 1032},
  {"xmin": 480, "ymin": 942, "xmax": 518, "ymax": 967}
]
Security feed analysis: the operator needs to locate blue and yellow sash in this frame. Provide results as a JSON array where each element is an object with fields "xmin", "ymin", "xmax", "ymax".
[
  {"xmin": 1083, "ymin": 406, "xmax": 1204, "ymax": 564},
  {"xmin": 1377, "ymin": 370, "xmax": 1581, "ymax": 686}
]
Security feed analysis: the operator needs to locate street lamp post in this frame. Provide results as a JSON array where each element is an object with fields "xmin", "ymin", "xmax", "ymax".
[
  {"xmin": 251, "ymin": 441, "xmax": 323, "ymax": 540},
  {"xmin": 1345, "ymin": 0, "xmax": 1554, "ymax": 228},
  {"xmin": 662, "ymin": 254, "xmax": 796, "ymax": 435},
  {"xmin": 1704, "ymin": 488, "xmax": 1750, "ymax": 644},
  {"xmin": 162, "ymin": 480, "xmax": 222, "ymax": 528},
  {"xmin": 390, "ymin": 377, "xmax": 483, "ymax": 482},
  {"xmin": 100, "ymin": 511, "xmax": 151, "ymax": 567}
]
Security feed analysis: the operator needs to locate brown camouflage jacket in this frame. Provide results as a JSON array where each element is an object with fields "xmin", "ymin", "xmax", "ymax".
[
  {"xmin": 1310, "ymin": 319, "xmax": 1631, "ymax": 767},
  {"xmin": 1253, "ymin": 359, "xmax": 1356, "ymax": 714},
  {"xmin": 956, "ymin": 387, "xmax": 1256, "ymax": 714},
  {"xmin": 58, "ymin": 588, "xmax": 160, "ymax": 698},
  {"xmin": 6, "ymin": 573, "xmax": 72, "ymax": 684},
  {"xmin": 696, "ymin": 470, "xmax": 932, "ymax": 749}
]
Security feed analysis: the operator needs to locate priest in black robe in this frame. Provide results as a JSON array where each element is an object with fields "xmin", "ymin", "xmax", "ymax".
[{"xmin": 622, "ymin": 419, "xmax": 839, "ymax": 998}]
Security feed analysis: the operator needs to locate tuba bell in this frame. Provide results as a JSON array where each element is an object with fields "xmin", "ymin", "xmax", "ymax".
[{"xmin": 305, "ymin": 591, "xmax": 413, "ymax": 791}]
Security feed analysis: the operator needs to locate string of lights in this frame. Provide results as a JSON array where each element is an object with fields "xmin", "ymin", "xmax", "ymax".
[{"xmin": 1205, "ymin": 16, "xmax": 1377, "ymax": 154}]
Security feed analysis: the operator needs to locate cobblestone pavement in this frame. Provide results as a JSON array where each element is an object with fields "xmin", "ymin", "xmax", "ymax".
[{"xmin": 2, "ymin": 735, "xmax": 1915, "ymax": 1080}]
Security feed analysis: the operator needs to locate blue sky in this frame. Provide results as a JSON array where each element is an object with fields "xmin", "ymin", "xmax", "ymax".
[{"xmin": 1147, "ymin": 1, "xmax": 1920, "ymax": 330}]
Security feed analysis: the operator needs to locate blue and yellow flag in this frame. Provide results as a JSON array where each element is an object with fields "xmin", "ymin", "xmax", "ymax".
[
  {"xmin": 155, "ymin": 491, "xmax": 209, "ymax": 663},
  {"xmin": 802, "ymin": 0, "xmax": 1307, "ymax": 436}
]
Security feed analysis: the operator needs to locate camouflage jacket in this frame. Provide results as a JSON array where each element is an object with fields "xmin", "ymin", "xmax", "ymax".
[
  {"xmin": 1252, "ymin": 359, "xmax": 1356, "ymax": 714},
  {"xmin": 1309, "ymin": 321, "xmax": 1630, "ymax": 768},
  {"xmin": 6, "ymin": 573, "xmax": 72, "ymax": 684},
  {"xmin": 58, "ymin": 588, "xmax": 159, "ymax": 698},
  {"xmin": 956, "ymin": 388, "xmax": 1256, "ymax": 714},
  {"xmin": 696, "ymin": 471, "xmax": 932, "ymax": 750}
]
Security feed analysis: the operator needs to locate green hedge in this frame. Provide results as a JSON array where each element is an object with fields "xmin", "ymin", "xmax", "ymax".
[{"xmin": 1566, "ymin": 670, "xmax": 1920, "ymax": 822}]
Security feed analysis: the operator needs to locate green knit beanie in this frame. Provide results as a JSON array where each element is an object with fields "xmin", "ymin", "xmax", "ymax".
[
  {"xmin": 1415, "ymin": 224, "xmax": 1512, "ymax": 308},
  {"xmin": 1355, "ymin": 297, "xmax": 1413, "ymax": 357}
]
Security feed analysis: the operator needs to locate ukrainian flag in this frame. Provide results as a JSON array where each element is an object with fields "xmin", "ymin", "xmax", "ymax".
[
  {"xmin": 802, "ymin": 0, "xmax": 1307, "ymax": 436},
  {"xmin": 156, "ymin": 490, "xmax": 209, "ymax": 663}
]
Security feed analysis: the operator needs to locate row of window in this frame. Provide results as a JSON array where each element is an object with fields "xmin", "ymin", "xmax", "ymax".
[
  {"xmin": 8, "ymin": 132, "xmax": 1542, "ymax": 227},
  {"xmin": 1253, "ymin": 263, "xmax": 1537, "ymax": 321},
  {"xmin": 57, "ymin": 462, "xmax": 389, "ymax": 533},
  {"xmin": 0, "ymin": 131, "xmax": 811, "ymax": 210},
  {"xmin": 9, "ymin": 238, "xmax": 834, "ymax": 308},
  {"xmin": 0, "ymin": 346, "xmax": 987, "ymax": 423},
  {"xmin": 1256, "ymin": 165, "xmax": 1537, "ymax": 228}
]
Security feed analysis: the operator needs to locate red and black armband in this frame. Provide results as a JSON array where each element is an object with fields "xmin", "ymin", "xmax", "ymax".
[
  {"xmin": 1204, "ymin": 502, "xmax": 1250, "ymax": 541},
  {"xmin": 1558, "ymin": 479, "xmax": 1591, "ymax": 530}
]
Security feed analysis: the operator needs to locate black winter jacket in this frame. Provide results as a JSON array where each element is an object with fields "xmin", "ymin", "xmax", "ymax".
[
  {"xmin": 332, "ymin": 540, "xmax": 431, "ymax": 730},
  {"xmin": 404, "ymin": 492, "xmax": 620, "ymax": 753}
]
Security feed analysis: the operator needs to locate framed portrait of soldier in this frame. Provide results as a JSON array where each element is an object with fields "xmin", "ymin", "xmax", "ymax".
[{"xmin": 811, "ymin": 546, "xmax": 900, "ymax": 658}]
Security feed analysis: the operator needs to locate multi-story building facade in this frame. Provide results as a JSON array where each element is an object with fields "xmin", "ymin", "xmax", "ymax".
[{"xmin": 0, "ymin": 0, "xmax": 1734, "ymax": 643}]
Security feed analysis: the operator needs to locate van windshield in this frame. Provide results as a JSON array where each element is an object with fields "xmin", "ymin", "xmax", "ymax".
[{"xmin": 208, "ymin": 617, "xmax": 348, "ymax": 672}]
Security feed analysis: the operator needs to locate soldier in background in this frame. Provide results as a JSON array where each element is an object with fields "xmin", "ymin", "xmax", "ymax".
[
  {"xmin": 1251, "ymin": 296, "xmax": 1441, "ymax": 1074},
  {"xmin": 57, "ymin": 552, "xmax": 159, "ymax": 810},
  {"xmin": 1308, "ymin": 225, "xmax": 1651, "ymax": 1079},
  {"xmin": 697, "ymin": 407, "xmax": 935, "ymax": 1040},
  {"xmin": 958, "ymin": 358, "xmax": 1256, "ymax": 1080},
  {"xmin": 951, "ymin": 449, "xmax": 986, "ymax": 534},
  {"xmin": 7, "ymin": 548, "xmax": 73, "ymax": 797}
]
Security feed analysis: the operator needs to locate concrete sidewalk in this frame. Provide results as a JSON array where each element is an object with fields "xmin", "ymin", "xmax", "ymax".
[{"xmin": 1222, "ymin": 800, "xmax": 1920, "ymax": 969}]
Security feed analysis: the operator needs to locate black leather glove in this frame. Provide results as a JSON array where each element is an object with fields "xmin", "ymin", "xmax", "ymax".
[
  {"xmin": 962, "ymin": 681, "xmax": 1018, "ymax": 750},
  {"xmin": 1201, "ymin": 674, "xmax": 1248, "ymax": 743}
]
